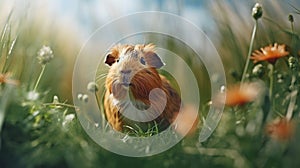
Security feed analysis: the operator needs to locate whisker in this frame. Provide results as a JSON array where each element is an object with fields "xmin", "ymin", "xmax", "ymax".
[
  {"xmin": 96, "ymin": 73, "xmax": 108, "ymax": 82},
  {"xmin": 97, "ymin": 77, "xmax": 105, "ymax": 81},
  {"xmin": 96, "ymin": 72, "xmax": 108, "ymax": 77},
  {"xmin": 96, "ymin": 72, "xmax": 107, "ymax": 76}
]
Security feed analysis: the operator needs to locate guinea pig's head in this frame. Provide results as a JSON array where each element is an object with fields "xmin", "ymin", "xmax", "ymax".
[{"xmin": 104, "ymin": 44, "xmax": 165, "ymax": 102}]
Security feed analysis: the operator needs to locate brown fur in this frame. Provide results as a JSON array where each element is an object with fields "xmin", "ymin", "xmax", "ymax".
[{"xmin": 103, "ymin": 44, "xmax": 181, "ymax": 131}]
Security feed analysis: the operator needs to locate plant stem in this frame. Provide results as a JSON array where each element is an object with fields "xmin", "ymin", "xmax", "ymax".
[
  {"xmin": 43, "ymin": 102, "xmax": 77, "ymax": 109},
  {"xmin": 290, "ymin": 19, "xmax": 297, "ymax": 56},
  {"xmin": 241, "ymin": 21, "xmax": 258, "ymax": 84},
  {"xmin": 286, "ymin": 75, "xmax": 297, "ymax": 121},
  {"xmin": 95, "ymin": 92, "xmax": 106, "ymax": 129},
  {"xmin": 291, "ymin": 18, "xmax": 295, "ymax": 43},
  {"xmin": 268, "ymin": 64, "xmax": 274, "ymax": 102},
  {"xmin": 33, "ymin": 65, "xmax": 46, "ymax": 92}
]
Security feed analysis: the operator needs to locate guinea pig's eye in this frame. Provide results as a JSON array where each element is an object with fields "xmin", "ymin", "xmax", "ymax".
[
  {"xmin": 140, "ymin": 57, "xmax": 146, "ymax": 65},
  {"xmin": 116, "ymin": 59, "xmax": 119, "ymax": 63}
]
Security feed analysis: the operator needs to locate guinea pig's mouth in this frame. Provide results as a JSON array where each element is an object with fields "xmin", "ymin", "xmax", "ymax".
[{"xmin": 120, "ymin": 82, "xmax": 132, "ymax": 87}]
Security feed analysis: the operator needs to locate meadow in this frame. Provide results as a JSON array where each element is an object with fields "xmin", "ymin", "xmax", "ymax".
[{"xmin": 0, "ymin": 1, "xmax": 300, "ymax": 167}]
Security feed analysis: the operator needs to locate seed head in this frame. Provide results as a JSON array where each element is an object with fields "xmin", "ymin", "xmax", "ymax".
[
  {"xmin": 87, "ymin": 82, "xmax": 99, "ymax": 92},
  {"xmin": 37, "ymin": 45, "xmax": 54, "ymax": 65}
]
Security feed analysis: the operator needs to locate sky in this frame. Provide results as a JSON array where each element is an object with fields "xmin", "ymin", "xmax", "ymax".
[
  {"xmin": 0, "ymin": 0, "xmax": 211, "ymax": 37},
  {"xmin": 49, "ymin": 0, "xmax": 214, "ymax": 38},
  {"xmin": 1, "ymin": 0, "xmax": 300, "ymax": 47}
]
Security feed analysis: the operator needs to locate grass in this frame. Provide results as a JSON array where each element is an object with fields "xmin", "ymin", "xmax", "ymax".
[{"xmin": 1, "ymin": 1, "xmax": 300, "ymax": 168}]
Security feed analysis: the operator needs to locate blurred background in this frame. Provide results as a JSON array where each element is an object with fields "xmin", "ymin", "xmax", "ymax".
[
  {"xmin": 1, "ymin": 0, "xmax": 300, "ymax": 167},
  {"xmin": 0, "ymin": 0, "xmax": 299, "ymax": 100}
]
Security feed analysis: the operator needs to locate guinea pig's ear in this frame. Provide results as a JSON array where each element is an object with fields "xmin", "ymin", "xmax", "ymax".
[
  {"xmin": 104, "ymin": 46, "xmax": 120, "ymax": 66},
  {"xmin": 144, "ymin": 51, "xmax": 165, "ymax": 68},
  {"xmin": 104, "ymin": 54, "xmax": 116, "ymax": 66}
]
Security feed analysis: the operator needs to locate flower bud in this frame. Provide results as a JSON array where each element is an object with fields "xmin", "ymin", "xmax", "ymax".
[
  {"xmin": 288, "ymin": 14, "xmax": 294, "ymax": 23},
  {"xmin": 53, "ymin": 95, "xmax": 59, "ymax": 104},
  {"xmin": 252, "ymin": 64, "xmax": 264, "ymax": 77},
  {"xmin": 252, "ymin": 3, "xmax": 263, "ymax": 20},
  {"xmin": 288, "ymin": 57, "xmax": 297, "ymax": 70}
]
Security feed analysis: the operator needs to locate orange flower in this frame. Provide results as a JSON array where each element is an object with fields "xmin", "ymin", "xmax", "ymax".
[
  {"xmin": 0, "ymin": 73, "xmax": 19, "ymax": 86},
  {"xmin": 251, "ymin": 43, "xmax": 289, "ymax": 64},
  {"xmin": 172, "ymin": 104, "xmax": 199, "ymax": 136},
  {"xmin": 222, "ymin": 82, "xmax": 262, "ymax": 106},
  {"xmin": 266, "ymin": 117, "xmax": 295, "ymax": 141}
]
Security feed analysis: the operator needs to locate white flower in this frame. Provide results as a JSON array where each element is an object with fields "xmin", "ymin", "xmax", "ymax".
[
  {"xmin": 62, "ymin": 114, "xmax": 75, "ymax": 127},
  {"xmin": 27, "ymin": 91, "xmax": 39, "ymax": 101},
  {"xmin": 37, "ymin": 45, "xmax": 54, "ymax": 65}
]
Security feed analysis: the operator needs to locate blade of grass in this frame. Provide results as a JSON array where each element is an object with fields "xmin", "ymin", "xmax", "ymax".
[
  {"xmin": 286, "ymin": 76, "xmax": 297, "ymax": 120},
  {"xmin": 0, "ymin": 10, "xmax": 13, "ymax": 60},
  {"xmin": 264, "ymin": 17, "xmax": 300, "ymax": 39},
  {"xmin": 289, "ymin": 2, "xmax": 300, "ymax": 14},
  {"xmin": 4, "ymin": 34, "xmax": 19, "ymax": 73},
  {"xmin": 1, "ymin": 28, "xmax": 18, "ymax": 73},
  {"xmin": 0, "ymin": 23, "xmax": 9, "ymax": 62}
]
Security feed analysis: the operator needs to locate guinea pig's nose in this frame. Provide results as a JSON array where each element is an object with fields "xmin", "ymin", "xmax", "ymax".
[{"xmin": 120, "ymin": 69, "xmax": 132, "ymax": 74}]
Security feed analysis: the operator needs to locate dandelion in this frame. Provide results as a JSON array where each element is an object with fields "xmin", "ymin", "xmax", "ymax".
[
  {"xmin": 251, "ymin": 43, "xmax": 289, "ymax": 64},
  {"xmin": 266, "ymin": 117, "xmax": 295, "ymax": 141},
  {"xmin": 222, "ymin": 83, "xmax": 262, "ymax": 106},
  {"xmin": 0, "ymin": 73, "xmax": 19, "ymax": 86},
  {"xmin": 87, "ymin": 82, "xmax": 99, "ymax": 92}
]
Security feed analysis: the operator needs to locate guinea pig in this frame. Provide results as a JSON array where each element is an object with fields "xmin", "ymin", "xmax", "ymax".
[{"xmin": 103, "ymin": 44, "xmax": 181, "ymax": 132}]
